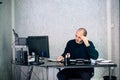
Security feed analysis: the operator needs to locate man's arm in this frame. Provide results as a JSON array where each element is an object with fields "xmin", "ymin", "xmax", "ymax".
[
  {"xmin": 87, "ymin": 41, "xmax": 99, "ymax": 60},
  {"xmin": 57, "ymin": 41, "xmax": 70, "ymax": 61},
  {"xmin": 81, "ymin": 36, "xmax": 99, "ymax": 59}
]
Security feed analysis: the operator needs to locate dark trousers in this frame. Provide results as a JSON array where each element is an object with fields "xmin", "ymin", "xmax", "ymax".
[{"xmin": 57, "ymin": 68, "xmax": 93, "ymax": 80}]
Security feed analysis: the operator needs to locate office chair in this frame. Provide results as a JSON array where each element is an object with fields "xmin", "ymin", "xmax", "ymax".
[{"xmin": 57, "ymin": 68, "xmax": 94, "ymax": 80}]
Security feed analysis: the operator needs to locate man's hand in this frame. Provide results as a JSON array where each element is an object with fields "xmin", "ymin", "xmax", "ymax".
[
  {"xmin": 81, "ymin": 36, "xmax": 90, "ymax": 47},
  {"xmin": 57, "ymin": 56, "xmax": 64, "ymax": 61}
]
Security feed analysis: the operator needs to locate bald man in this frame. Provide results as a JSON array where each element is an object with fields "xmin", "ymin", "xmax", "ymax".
[{"xmin": 57, "ymin": 28, "xmax": 99, "ymax": 80}]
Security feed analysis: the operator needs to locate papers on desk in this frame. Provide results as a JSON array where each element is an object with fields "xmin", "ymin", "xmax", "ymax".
[
  {"xmin": 48, "ymin": 58, "xmax": 76, "ymax": 62},
  {"xmin": 28, "ymin": 57, "xmax": 35, "ymax": 62},
  {"xmin": 100, "ymin": 60, "xmax": 112, "ymax": 63},
  {"xmin": 48, "ymin": 58, "xmax": 58, "ymax": 62},
  {"xmin": 97, "ymin": 62, "xmax": 115, "ymax": 65},
  {"xmin": 47, "ymin": 58, "xmax": 115, "ymax": 65},
  {"xmin": 96, "ymin": 59, "xmax": 115, "ymax": 65}
]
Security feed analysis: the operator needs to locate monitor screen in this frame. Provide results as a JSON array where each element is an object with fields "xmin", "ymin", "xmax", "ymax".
[{"xmin": 27, "ymin": 36, "xmax": 50, "ymax": 58}]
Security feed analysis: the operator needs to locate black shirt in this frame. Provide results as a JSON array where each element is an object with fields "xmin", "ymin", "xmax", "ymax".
[{"xmin": 62, "ymin": 39, "xmax": 99, "ymax": 60}]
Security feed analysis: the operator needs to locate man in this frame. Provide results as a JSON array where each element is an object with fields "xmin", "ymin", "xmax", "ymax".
[{"xmin": 57, "ymin": 28, "xmax": 99, "ymax": 80}]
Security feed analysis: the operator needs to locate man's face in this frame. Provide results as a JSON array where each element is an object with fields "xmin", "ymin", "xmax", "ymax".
[{"xmin": 75, "ymin": 30, "xmax": 84, "ymax": 44}]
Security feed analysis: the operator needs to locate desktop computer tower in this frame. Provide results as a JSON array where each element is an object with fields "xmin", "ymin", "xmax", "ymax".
[{"xmin": 15, "ymin": 50, "xmax": 28, "ymax": 65}]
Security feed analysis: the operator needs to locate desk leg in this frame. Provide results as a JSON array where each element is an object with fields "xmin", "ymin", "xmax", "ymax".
[
  {"xmin": 46, "ymin": 67, "xmax": 49, "ymax": 80},
  {"xmin": 108, "ymin": 67, "xmax": 111, "ymax": 80},
  {"xmin": 13, "ymin": 65, "xmax": 21, "ymax": 80},
  {"xmin": 42, "ymin": 67, "xmax": 44, "ymax": 80},
  {"xmin": 27, "ymin": 66, "xmax": 33, "ymax": 80}
]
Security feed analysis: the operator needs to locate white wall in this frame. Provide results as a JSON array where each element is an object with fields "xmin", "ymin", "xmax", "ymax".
[
  {"xmin": 15, "ymin": 0, "xmax": 107, "ymax": 58},
  {"xmin": 13, "ymin": 0, "xmax": 119, "ymax": 80},
  {"xmin": 0, "ymin": 0, "xmax": 12, "ymax": 80}
]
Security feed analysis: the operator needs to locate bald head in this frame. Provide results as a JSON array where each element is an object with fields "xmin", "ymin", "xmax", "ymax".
[
  {"xmin": 75, "ymin": 28, "xmax": 87, "ymax": 44},
  {"xmin": 77, "ymin": 28, "xmax": 87, "ymax": 36}
]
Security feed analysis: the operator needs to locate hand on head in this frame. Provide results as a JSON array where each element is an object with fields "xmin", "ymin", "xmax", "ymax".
[{"xmin": 81, "ymin": 36, "xmax": 89, "ymax": 46}]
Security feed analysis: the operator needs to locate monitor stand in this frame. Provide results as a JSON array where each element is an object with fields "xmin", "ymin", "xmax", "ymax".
[
  {"xmin": 33, "ymin": 55, "xmax": 44, "ymax": 65},
  {"xmin": 32, "ymin": 61, "xmax": 44, "ymax": 65}
]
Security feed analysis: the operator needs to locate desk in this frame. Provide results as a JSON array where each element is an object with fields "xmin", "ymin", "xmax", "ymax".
[
  {"xmin": 40, "ymin": 61, "xmax": 117, "ymax": 80},
  {"xmin": 13, "ymin": 60, "xmax": 117, "ymax": 80}
]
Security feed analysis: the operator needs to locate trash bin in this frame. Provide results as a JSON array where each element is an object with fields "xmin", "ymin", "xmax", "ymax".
[{"xmin": 103, "ymin": 76, "xmax": 117, "ymax": 80}]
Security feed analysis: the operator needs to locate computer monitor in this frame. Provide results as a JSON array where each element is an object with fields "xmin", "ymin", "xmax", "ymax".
[{"xmin": 27, "ymin": 36, "xmax": 50, "ymax": 58}]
